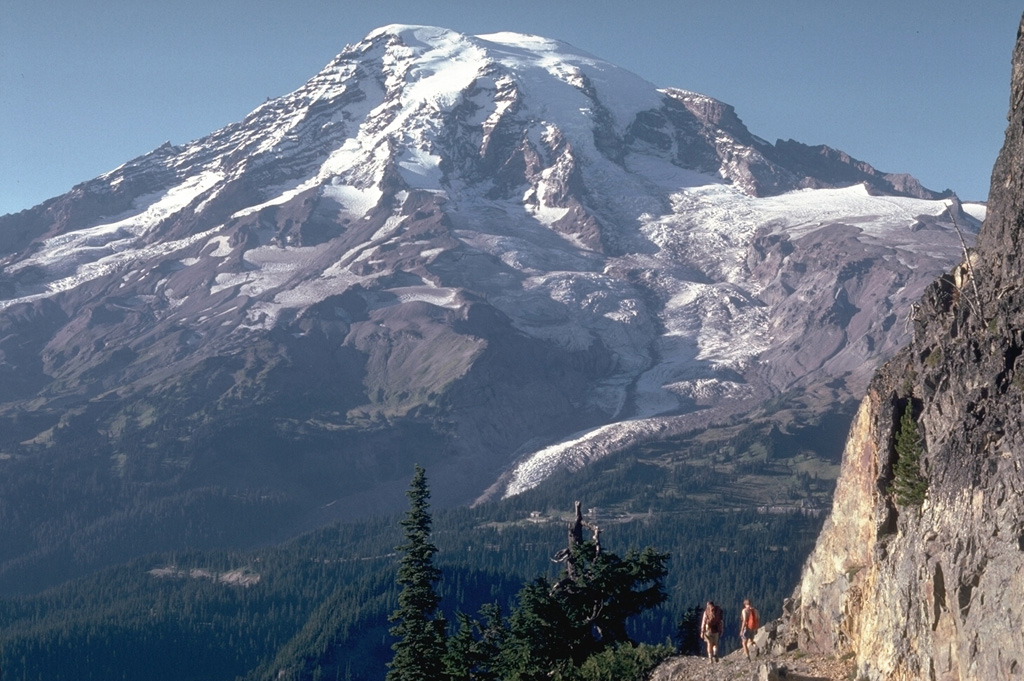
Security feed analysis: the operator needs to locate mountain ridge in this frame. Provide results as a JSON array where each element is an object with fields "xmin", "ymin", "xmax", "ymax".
[{"xmin": 0, "ymin": 24, "xmax": 977, "ymax": 593}]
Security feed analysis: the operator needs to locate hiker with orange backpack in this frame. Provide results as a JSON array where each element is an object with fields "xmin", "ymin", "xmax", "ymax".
[{"xmin": 740, "ymin": 598, "xmax": 760, "ymax": 659}]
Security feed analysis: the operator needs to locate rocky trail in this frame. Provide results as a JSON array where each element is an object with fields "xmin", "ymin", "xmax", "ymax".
[{"xmin": 651, "ymin": 650, "xmax": 854, "ymax": 681}]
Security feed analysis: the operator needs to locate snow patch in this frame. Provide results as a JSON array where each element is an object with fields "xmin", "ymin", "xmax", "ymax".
[
  {"xmin": 962, "ymin": 202, "xmax": 987, "ymax": 222},
  {"xmin": 755, "ymin": 184, "xmax": 953, "ymax": 239},
  {"xmin": 503, "ymin": 419, "xmax": 664, "ymax": 497},
  {"xmin": 397, "ymin": 146, "xmax": 444, "ymax": 189},
  {"xmin": 321, "ymin": 182, "xmax": 382, "ymax": 217},
  {"xmin": 206, "ymin": 235, "xmax": 233, "ymax": 258},
  {"xmin": 10, "ymin": 169, "xmax": 222, "ymax": 277}
]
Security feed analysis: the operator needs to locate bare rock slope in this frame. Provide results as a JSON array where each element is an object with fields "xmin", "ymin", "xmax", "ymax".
[{"xmin": 770, "ymin": 12, "xmax": 1024, "ymax": 681}]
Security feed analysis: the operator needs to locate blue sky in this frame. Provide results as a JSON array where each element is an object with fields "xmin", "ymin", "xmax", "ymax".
[{"xmin": 1, "ymin": 1, "xmax": 1020, "ymax": 216}]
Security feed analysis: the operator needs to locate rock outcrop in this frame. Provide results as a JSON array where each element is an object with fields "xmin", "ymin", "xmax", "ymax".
[{"xmin": 778, "ymin": 13, "xmax": 1024, "ymax": 680}]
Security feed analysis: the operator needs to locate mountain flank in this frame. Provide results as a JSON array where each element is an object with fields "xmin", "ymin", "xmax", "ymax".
[
  {"xmin": 745, "ymin": 12, "xmax": 1024, "ymax": 681},
  {"xmin": 0, "ymin": 25, "xmax": 977, "ymax": 593}
]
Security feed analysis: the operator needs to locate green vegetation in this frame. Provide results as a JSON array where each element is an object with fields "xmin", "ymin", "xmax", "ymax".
[
  {"xmin": 0, "ymin": 418, "xmax": 837, "ymax": 680},
  {"xmin": 576, "ymin": 643, "xmax": 674, "ymax": 681},
  {"xmin": 388, "ymin": 466, "xmax": 447, "ymax": 681},
  {"xmin": 400, "ymin": 468, "xmax": 673, "ymax": 681},
  {"xmin": 486, "ymin": 540, "xmax": 670, "ymax": 680},
  {"xmin": 675, "ymin": 605, "xmax": 704, "ymax": 655},
  {"xmin": 891, "ymin": 403, "xmax": 928, "ymax": 507}
]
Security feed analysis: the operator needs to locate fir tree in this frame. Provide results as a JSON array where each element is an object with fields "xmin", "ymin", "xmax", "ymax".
[
  {"xmin": 443, "ymin": 605, "xmax": 504, "ymax": 681},
  {"xmin": 495, "ymin": 538, "xmax": 669, "ymax": 679},
  {"xmin": 387, "ymin": 465, "xmax": 447, "ymax": 681},
  {"xmin": 892, "ymin": 403, "xmax": 928, "ymax": 507},
  {"xmin": 675, "ymin": 605, "xmax": 704, "ymax": 655},
  {"xmin": 443, "ymin": 612, "xmax": 479, "ymax": 681},
  {"xmin": 497, "ymin": 577, "xmax": 577, "ymax": 681}
]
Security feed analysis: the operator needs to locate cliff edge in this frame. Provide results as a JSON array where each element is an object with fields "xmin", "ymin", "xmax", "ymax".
[{"xmin": 773, "ymin": 13, "xmax": 1024, "ymax": 681}]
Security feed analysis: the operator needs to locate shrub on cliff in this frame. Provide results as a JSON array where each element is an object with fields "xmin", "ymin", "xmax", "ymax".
[{"xmin": 891, "ymin": 404, "xmax": 928, "ymax": 507}]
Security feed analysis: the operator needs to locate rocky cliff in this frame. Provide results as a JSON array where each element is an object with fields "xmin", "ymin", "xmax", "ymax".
[{"xmin": 777, "ymin": 13, "xmax": 1024, "ymax": 681}]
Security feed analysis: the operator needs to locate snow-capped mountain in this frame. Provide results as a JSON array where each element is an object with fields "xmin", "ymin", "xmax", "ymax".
[{"xmin": 0, "ymin": 25, "xmax": 978, "ymax": 589}]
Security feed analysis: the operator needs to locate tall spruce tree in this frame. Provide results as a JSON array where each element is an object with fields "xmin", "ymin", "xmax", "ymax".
[{"xmin": 387, "ymin": 465, "xmax": 446, "ymax": 681}]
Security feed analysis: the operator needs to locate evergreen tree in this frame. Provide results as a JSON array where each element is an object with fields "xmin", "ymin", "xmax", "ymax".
[
  {"xmin": 497, "ymin": 577, "xmax": 577, "ymax": 681},
  {"xmin": 675, "ymin": 605, "xmax": 704, "ymax": 655},
  {"xmin": 387, "ymin": 465, "xmax": 447, "ymax": 681},
  {"xmin": 443, "ymin": 605, "xmax": 504, "ymax": 681},
  {"xmin": 444, "ymin": 612, "xmax": 479, "ymax": 681},
  {"xmin": 495, "ymin": 539, "xmax": 669, "ymax": 679},
  {"xmin": 892, "ymin": 403, "xmax": 928, "ymax": 507},
  {"xmin": 566, "ymin": 543, "xmax": 668, "ymax": 646},
  {"xmin": 475, "ymin": 603, "xmax": 507, "ymax": 679}
]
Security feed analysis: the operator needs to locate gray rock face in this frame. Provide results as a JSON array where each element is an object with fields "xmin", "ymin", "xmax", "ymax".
[
  {"xmin": 656, "ymin": 90, "xmax": 954, "ymax": 200},
  {"xmin": 780, "ymin": 12, "xmax": 1024, "ymax": 680},
  {"xmin": 0, "ymin": 25, "xmax": 976, "ymax": 591}
]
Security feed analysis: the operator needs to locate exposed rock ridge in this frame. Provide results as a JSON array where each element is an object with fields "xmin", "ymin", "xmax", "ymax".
[
  {"xmin": 777, "ymin": 13, "xmax": 1024, "ymax": 680},
  {"xmin": 658, "ymin": 89, "xmax": 953, "ymax": 199}
]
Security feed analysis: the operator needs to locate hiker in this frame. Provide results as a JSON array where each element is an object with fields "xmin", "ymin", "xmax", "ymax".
[
  {"xmin": 740, "ymin": 598, "xmax": 760, "ymax": 659},
  {"xmin": 700, "ymin": 600, "xmax": 723, "ymax": 662}
]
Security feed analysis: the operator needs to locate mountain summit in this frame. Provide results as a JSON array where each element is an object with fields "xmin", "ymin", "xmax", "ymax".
[{"xmin": 0, "ymin": 25, "xmax": 976, "ymax": 591}]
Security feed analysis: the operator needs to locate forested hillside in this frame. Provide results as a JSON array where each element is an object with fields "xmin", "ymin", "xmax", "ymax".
[{"xmin": 0, "ymin": 433, "xmax": 827, "ymax": 680}]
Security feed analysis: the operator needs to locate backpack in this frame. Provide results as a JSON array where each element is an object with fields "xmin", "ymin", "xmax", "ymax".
[
  {"xmin": 708, "ymin": 605, "xmax": 723, "ymax": 634},
  {"xmin": 745, "ymin": 606, "xmax": 759, "ymax": 631}
]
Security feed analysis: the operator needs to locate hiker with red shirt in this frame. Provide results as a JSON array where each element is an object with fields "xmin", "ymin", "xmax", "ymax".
[{"xmin": 740, "ymin": 598, "xmax": 760, "ymax": 660}]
